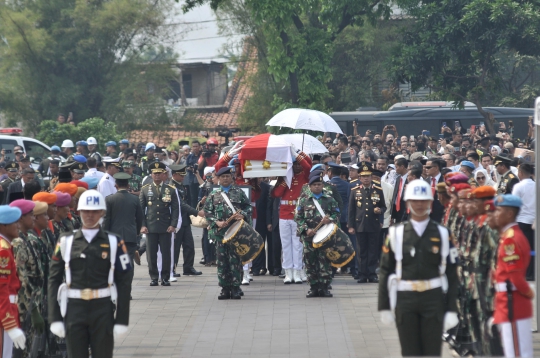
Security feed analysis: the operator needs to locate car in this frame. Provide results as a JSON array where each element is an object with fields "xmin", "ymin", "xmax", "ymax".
[{"xmin": 0, "ymin": 128, "xmax": 52, "ymax": 166}]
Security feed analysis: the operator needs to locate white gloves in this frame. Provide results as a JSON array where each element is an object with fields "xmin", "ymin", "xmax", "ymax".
[
  {"xmin": 50, "ymin": 321, "xmax": 66, "ymax": 338},
  {"xmin": 7, "ymin": 328, "xmax": 26, "ymax": 349},
  {"xmin": 114, "ymin": 324, "xmax": 129, "ymax": 340},
  {"xmin": 228, "ymin": 140, "xmax": 244, "ymax": 156},
  {"xmin": 443, "ymin": 312, "xmax": 459, "ymax": 332},
  {"xmin": 290, "ymin": 144, "xmax": 299, "ymax": 159},
  {"xmin": 380, "ymin": 310, "xmax": 395, "ymax": 325}
]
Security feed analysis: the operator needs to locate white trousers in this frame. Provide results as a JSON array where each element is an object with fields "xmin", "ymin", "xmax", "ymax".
[
  {"xmin": 157, "ymin": 233, "xmax": 175, "ymax": 279},
  {"xmin": 1, "ymin": 328, "xmax": 13, "ymax": 358},
  {"xmin": 243, "ymin": 219, "xmax": 256, "ymax": 270},
  {"xmin": 279, "ymin": 219, "xmax": 303, "ymax": 270},
  {"xmin": 499, "ymin": 318, "xmax": 533, "ymax": 358}
]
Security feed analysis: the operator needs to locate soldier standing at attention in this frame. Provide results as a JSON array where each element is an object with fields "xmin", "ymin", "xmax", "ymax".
[
  {"xmin": 378, "ymin": 180, "xmax": 459, "ymax": 357},
  {"xmin": 0, "ymin": 206, "xmax": 27, "ymax": 358},
  {"xmin": 203, "ymin": 167, "xmax": 252, "ymax": 300},
  {"xmin": 48, "ymin": 190, "xmax": 132, "ymax": 358},
  {"xmin": 491, "ymin": 194, "xmax": 533, "ymax": 358},
  {"xmin": 169, "ymin": 165, "xmax": 204, "ymax": 277},
  {"xmin": 295, "ymin": 175, "xmax": 340, "ymax": 298},
  {"xmin": 494, "ymin": 156, "xmax": 519, "ymax": 195},
  {"xmin": 9, "ymin": 200, "xmax": 45, "ymax": 357},
  {"xmin": 348, "ymin": 162, "xmax": 386, "ymax": 283},
  {"xmin": 139, "ymin": 162, "xmax": 179, "ymax": 287}
]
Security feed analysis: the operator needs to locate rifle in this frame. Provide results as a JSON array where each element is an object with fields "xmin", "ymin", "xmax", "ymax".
[{"xmin": 30, "ymin": 332, "xmax": 46, "ymax": 357}]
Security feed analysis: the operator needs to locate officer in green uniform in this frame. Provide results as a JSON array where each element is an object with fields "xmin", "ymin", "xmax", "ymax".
[
  {"xmin": 123, "ymin": 160, "xmax": 142, "ymax": 196},
  {"xmin": 48, "ymin": 190, "xmax": 132, "ymax": 358},
  {"xmin": 169, "ymin": 165, "xmax": 204, "ymax": 276},
  {"xmin": 299, "ymin": 165, "xmax": 344, "ymax": 213},
  {"xmin": 295, "ymin": 175, "xmax": 340, "ymax": 298},
  {"xmin": 0, "ymin": 161, "xmax": 19, "ymax": 204},
  {"xmin": 379, "ymin": 179, "xmax": 459, "ymax": 357},
  {"xmin": 494, "ymin": 155, "xmax": 519, "ymax": 194},
  {"xmin": 10, "ymin": 199, "xmax": 45, "ymax": 357},
  {"xmin": 203, "ymin": 167, "xmax": 252, "ymax": 300}
]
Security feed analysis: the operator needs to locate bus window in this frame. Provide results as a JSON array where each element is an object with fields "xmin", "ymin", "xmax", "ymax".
[{"xmin": 23, "ymin": 140, "xmax": 49, "ymax": 162}]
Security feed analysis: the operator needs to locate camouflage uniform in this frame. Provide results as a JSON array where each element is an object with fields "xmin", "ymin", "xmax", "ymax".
[
  {"xmin": 295, "ymin": 191, "xmax": 339, "ymax": 287},
  {"xmin": 69, "ymin": 211, "xmax": 81, "ymax": 230},
  {"xmin": 51, "ymin": 219, "xmax": 73, "ymax": 241},
  {"xmin": 128, "ymin": 173, "xmax": 142, "ymax": 193},
  {"xmin": 203, "ymin": 185, "xmax": 252, "ymax": 289},
  {"xmin": 299, "ymin": 181, "xmax": 344, "ymax": 214},
  {"xmin": 12, "ymin": 231, "xmax": 44, "ymax": 356}
]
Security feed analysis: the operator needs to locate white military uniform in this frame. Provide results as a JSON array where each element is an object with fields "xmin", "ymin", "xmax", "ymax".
[{"xmin": 97, "ymin": 158, "xmax": 121, "ymax": 197}]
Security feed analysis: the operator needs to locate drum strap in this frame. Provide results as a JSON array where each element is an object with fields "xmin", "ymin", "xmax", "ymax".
[
  {"xmin": 312, "ymin": 198, "xmax": 326, "ymax": 218},
  {"xmin": 221, "ymin": 192, "xmax": 237, "ymax": 214}
]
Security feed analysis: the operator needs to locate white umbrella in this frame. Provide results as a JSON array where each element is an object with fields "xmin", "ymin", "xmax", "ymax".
[
  {"xmin": 266, "ymin": 108, "xmax": 343, "ymax": 134},
  {"xmin": 277, "ymin": 134, "xmax": 328, "ymax": 154}
]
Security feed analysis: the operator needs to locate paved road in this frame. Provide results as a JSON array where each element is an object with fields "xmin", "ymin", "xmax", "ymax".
[{"xmin": 115, "ymin": 228, "xmax": 540, "ymax": 357}]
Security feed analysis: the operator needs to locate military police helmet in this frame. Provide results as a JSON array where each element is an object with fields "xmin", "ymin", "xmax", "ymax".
[
  {"xmin": 78, "ymin": 190, "xmax": 106, "ymax": 210},
  {"xmin": 403, "ymin": 179, "xmax": 434, "ymax": 201}
]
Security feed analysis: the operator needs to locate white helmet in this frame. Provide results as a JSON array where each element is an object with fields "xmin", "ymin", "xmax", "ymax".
[
  {"xmin": 87, "ymin": 137, "xmax": 97, "ymax": 145},
  {"xmin": 61, "ymin": 139, "xmax": 74, "ymax": 148},
  {"xmin": 78, "ymin": 190, "xmax": 106, "ymax": 210},
  {"xmin": 404, "ymin": 179, "xmax": 433, "ymax": 201}
]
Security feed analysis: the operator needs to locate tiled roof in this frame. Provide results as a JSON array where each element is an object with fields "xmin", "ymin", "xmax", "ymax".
[{"xmin": 128, "ymin": 42, "xmax": 257, "ymax": 148}]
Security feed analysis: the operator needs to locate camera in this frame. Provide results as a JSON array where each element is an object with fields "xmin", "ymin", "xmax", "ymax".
[
  {"xmin": 354, "ymin": 118, "xmax": 359, "ymax": 125},
  {"xmin": 202, "ymin": 150, "xmax": 213, "ymax": 158}
]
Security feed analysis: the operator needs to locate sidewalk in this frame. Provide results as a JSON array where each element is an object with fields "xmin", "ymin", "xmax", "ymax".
[{"xmin": 115, "ymin": 228, "xmax": 540, "ymax": 357}]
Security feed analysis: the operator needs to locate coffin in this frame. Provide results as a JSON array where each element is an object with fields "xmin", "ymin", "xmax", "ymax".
[{"xmin": 242, "ymin": 160, "xmax": 289, "ymax": 178}]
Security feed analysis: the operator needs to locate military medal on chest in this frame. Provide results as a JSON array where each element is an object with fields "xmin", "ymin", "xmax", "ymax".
[
  {"xmin": 163, "ymin": 187, "xmax": 171, "ymax": 202},
  {"xmin": 371, "ymin": 190, "xmax": 380, "ymax": 204}
]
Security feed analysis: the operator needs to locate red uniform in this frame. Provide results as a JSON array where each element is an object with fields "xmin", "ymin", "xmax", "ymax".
[
  {"xmin": 0, "ymin": 235, "xmax": 21, "ymax": 333},
  {"xmin": 271, "ymin": 152, "xmax": 312, "ymax": 220},
  {"xmin": 493, "ymin": 223, "xmax": 533, "ymax": 324}
]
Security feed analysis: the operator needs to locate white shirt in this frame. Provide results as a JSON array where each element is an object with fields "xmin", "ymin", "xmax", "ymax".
[
  {"xmin": 380, "ymin": 181, "xmax": 393, "ymax": 229},
  {"xmin": 81, "ymin": 228, "xmax": 99, "ymax": 243},
  {"xmin": 410, "ymin": 217, "xmax": 430, "ymax": 237},
  {"xmin": 382, "ymin": 169, "xmax": 397, "ymax": 186},
  {"xmin": 512, "ymin": 178, "xmax": 535, "ymax": 225},
  {"xmin": 97, "ymin": 174, "xmax": 117, "ymax": 198},
  {"xmin": 85, "ymin": 168, "xmax": 105, "ymax": 180}
]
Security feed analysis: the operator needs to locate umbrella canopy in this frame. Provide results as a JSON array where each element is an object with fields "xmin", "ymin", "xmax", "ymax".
[
  {"xmin": 277, "ymin": 134, "xmax": 328, "ymax": 154},
  {"xmin": 266, "ymin": 108, "xmax": 343, "ymax": 134}
]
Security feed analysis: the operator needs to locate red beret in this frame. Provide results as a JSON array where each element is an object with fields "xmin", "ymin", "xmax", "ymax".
[
  {"xmin": 445, "ymin": 173, "xmax": 469, "ymax": 186},
  {"xmin": 449, "ymin": 183, "xmax": 471, "ymax": 195},
  {"xmin": 10, "ymin": 199, "xmax": 36, "ymax": 215},
  {"xmin": 484, "ymin": 200, "xmax": 496, "ymax": 212},
  {"xmin": 33, "ymin": 192, "xmax": 57, "ymax": 205},
  {"xmin": 54, "ymin": 183, "xmax": 78, "ymax": 197},
  {"xmin": 71, "ymin": 180, "xmax": 89, "ymax": 190},
  {"xmin": 458, "ymin": 188, "xmax": 472, "ymax": 199}
]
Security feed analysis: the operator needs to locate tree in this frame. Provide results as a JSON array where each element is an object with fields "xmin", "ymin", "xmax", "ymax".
[
  {"xmin": 182, "ymin": 0, "xmax": 391, "ymax": 112},
  {"xmin": 0, "ymin": 0, "xmax": 180, "ymax": 133},
  {"xmin": 392, "ymin": 0, "xmax": 540, "ymax": 133}
]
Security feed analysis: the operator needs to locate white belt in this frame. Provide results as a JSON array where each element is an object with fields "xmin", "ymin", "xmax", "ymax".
[
  {"xmin": 250, "ymin": 202, "xmax": 256, "ymax": 207},
  {"xmin": 281, "ymin": 200, "xmax": 297, "ymax": 205},
  {"xmin": 67, "ymin": 287, "xmax": 111, "ymax": 300},
  {"xmin": 495, "ymin": 282, "xmax": 517, "ymax": 292},
  {"xmin": 397, "ymin": 278, "xmax": 442, "ymax": 292},
  {"xmin": 9, "ymin": 295, "xmax": 17, "ymax": 304}
]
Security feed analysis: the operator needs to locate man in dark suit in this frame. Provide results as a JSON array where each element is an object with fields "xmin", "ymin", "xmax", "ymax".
[
  {"xmin": 390, "ymin": 157, "xmax": 409, "ymax": 224},
  {"xmin": 252, "ymin": 179, "xmax": 272, "ymax": 276},
  {"xmin": 3, "ymin": 167, "xmax": 35, "ymax": 204},
  {"xmin": 424, "ymin": 158, "xmax": 445, "ymax": 223},
  {"xmin": 0, "ymin": 161, "xmax": 19, "ymax": 204},
  {"xmin": 169, "ymin": 164, "xmax": 204, "ymax": 276},
  {"xmin": 139, "ymin": 162, "xmax": 180, "ymax": 286},
  {"xmin": 103, "ymin": 172, "xmax": 144, "ymax": 295},
  {"xmin": 267, "ymin": 182, "xmax": 282, "ymax": 276}
]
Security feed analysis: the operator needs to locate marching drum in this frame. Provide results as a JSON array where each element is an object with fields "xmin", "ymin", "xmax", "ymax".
[
  {"xmin": 313, "ymin": 224, "xmax": 355, "ymax": 268},
  {"xmin": 223, "ymin": 219, "xmax": 265, "ymax": 264}
]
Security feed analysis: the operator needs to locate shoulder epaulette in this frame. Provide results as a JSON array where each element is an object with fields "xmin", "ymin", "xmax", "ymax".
[
  {"xmin": 141, "ymin": 184, "xmax": 150, "ymax": 189},
  {"xmin": 373, "ymin": 185, "xmax": 382, "ymax": 190},
  {"xmin": 508, "ymin": 174, "xmax": 515, "ymax": 179},
  {"xmin": 0, "ymin": 237, "xmax": 10, "ymax": 249},
  {"xmin": 167, "ymin": 184, "xmax": 176, "ymax": 188},
  {"xmin": 372, "ymin": 179, "xmax": 381, "ymax": 184},
  {"xmin": 351, "ymin": 185, "xmax": 361, "ymax": 191}
]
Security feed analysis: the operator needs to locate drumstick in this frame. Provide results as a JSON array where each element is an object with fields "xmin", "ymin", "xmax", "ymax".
[{"xmin": 313, "ymin": 216, "xmax": 329, "ymax": 233}]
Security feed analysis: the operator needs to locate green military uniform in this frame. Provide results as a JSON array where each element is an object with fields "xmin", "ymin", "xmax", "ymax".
[
  {"xmin": 203, "ymin": 181, "xmax": 252, "ymax": 299},
  {"xmin": 12, "ymin": 231, "xmax": 45, "ymax": 356},
  {"xmin": 295, "ymin": 188, "xmax": 339, "ymax": 297},
  {"xmin": 299, "ymin": 180, "xmax": 344, "ymax": 214},
  {"xmin": 48, "ymin": 228, "xmax": 131, "ymax": 358},
  {"xmin": 69, "ymin": 210, "xmax": 82, "ymax": 230},
  {"xmin": 379, "ymin": 220, "xmax": 459, "ymax": 356},
  {"xmin": 128, "ymin": 173, "xmax": 142, "ymax": 193},
  {"xmin": 51, "ymin": 219, "xmax": 73, "ymax": 241},
  {"xmin": 494, "ymin": 156, "xmax": 519, "ymax": 194}
]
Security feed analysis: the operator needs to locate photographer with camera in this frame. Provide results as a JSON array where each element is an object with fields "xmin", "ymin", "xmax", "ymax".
[{"xmin": 197, "ymin": 137, "xmax": 219, "ymax": 172}]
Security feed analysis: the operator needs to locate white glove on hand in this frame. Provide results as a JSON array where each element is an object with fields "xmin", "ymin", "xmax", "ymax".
[
  {"xmin": 7, "ymin": 328, "xmax": 26, "ymax": 349},
  {"xmin": 290, "ymin": 144, "xmax": 299, "ymax": 159},
  {"xmin": 113, "ymin": 324, "xmax": 129, "ymax": 340},
  {"xmin": 228, "ymin": 140, "xmax": 244, "ymax": 156},
  {"xmin": 443, "ymin": 312, "xmax": 459, "ymax": 332},
  {"xmin": 50, "ymin": 321, "xmax": 66, "ymax": 338},
  {"xmin": 380, "ymin": 310, "xmax": 395, "ymax": 325}
]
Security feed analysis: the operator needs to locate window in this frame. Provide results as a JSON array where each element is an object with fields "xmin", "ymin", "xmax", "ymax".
[{"xmin": 23, "ymin": 140, "xmax": 49, "ymax": 161}]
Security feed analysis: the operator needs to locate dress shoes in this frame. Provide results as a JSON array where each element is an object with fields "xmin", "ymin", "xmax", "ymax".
[
  {"xmin": 150, "ymin": 280, "xmax": 158, "ymax": 286},
  {"xmin": 218, "ymin": 288, "xmax": 231, "ymax": 300},
  {"xmin": 173, "ymin": 271, "xmax": 181, "ymax": 278},
  {"xmin": 272, "ymin": 269, "xmax": 281, "ymax": 276},
  {"xmin": 260, "ymin": 268, "xmax": 267, "ymax": 275},
  {"xmin": 161, "ymin": 280, "xmax": 171, "ymax": 286},
  {"xmin": 199, "ymin": 258, "xmax": 205, "ymax": 265},
  {"xmin": 357, "ymin": 278, "xmax": 368, "ymax": 283},
  {"xmin": 369, "ymin": 276, "xmax": 379, "ymax": 283},
  {"xmin": 238, "ymin": 287, "xmax": 244, "ymax": 296},
  {"xmin": 252, "ymin": 271, "xmax": 260, "ymax": 277},
  {"xmin": 134, "ymin": 251, "xmax": 141, "ymax": 266},
  {"xmin": 183, "ymin": 267, "xmax": 202, "ymax": 276},
  {"xmin": 318, "ymin": 285, "xmax": 333, "ymax": 298}
]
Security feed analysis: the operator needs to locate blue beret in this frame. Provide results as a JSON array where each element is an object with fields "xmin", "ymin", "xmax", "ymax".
[
  {"xmin": 494, "ymin": 194, "xmax": 522, "ymax": 208},
  {"xmin": 310, "ymin": 164, "xmax": 324, "ymax": 172},
  {"xmin": 80, "ymin": 176, "xmax": 100, "ymax": 189},
  {"xmin": 460, "ymin": 160, "xmax": 475, "ymax": 170},
  {"xmin": 216, "ymin": 167, "xmax": 232, "ymax": 176},
  {"xmin": 327, "ymin": 162, "xmax": 340, "ymax": 169},
  {"xmin": 51, "ymin": 145, "xmax": 61, "ymax": 152},
  {"xmin": 105, "ymin": 141, "xmax": 117, "ymax": 147},
  {"xmin": 73, "ymin": 155, "xmax": 87, "ymax": 163},
  {"xmin": 76, "ymin": 141, "xmax": 88, "ymax": 146},
  {"xmin": 119, "ymin": 139, "xmax": 129, "ymax": 145},
  {"xmin": 0, "ymin": 206, "xmax": 22, "ymax": 224}
]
